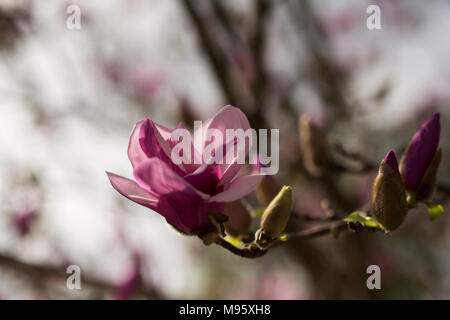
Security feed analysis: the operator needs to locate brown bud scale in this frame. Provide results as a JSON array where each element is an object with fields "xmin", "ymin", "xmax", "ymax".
[{"xmin": 371, "ymin": 161, "xmax": 408, "ymax": 232}]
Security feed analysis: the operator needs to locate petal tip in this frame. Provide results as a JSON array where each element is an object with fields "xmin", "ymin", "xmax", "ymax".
[
  {"xmin": 424, "ymin": 113, "xmax": 440, "ymax": 134},
  {"xmin": 432, "ymin": 112, "xmax": 440, "ymax": 121},
  {"xmin": 383, "ymin": 150, "xmax": 399, "ymax": 173}
]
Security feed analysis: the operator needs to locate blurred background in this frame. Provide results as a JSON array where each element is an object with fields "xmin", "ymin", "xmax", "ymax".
[{"xmin": 0, "ymin": 0, "xmax": 449, "ymax": 299}]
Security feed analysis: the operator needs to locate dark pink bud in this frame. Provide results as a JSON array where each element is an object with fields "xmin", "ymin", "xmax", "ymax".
[
  {"xmin": 400, "ymin": 113, "xmax": 440, "ymax": 191},
  {"xmin": 383, "ymin": 150, "xmax": 399, "ymax": 173}
]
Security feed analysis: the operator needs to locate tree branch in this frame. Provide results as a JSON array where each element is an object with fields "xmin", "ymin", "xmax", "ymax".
[
  {"xmin": 215, "ymin": 220, "xmax": 354, "ymax": 259},
  {"xmin": 0, "ymin": 253, "xmax": 164, "ymax": 299},
  {"xmin": 214, "ymin": 237, "xmax": 268, "ymax": 258},
  {"xmin": 181, "ymin": 0, "xmax": 238, "ymax": 106}
]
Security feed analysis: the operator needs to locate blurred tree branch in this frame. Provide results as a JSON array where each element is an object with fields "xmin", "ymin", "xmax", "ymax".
[
  {"xmin": 215, "ymin": 217, "xmax": 371, "ymax": 259},
  {"xmin": 0, "ymin": 253, "xmax": 164, "ymax": 299},
  {"xmin": 249, "ymin": 0, "xmax": 272, "ymax": 130},
  {"xmin": 181, "ymin": 0, "xmax": 239, "ymax": 107},
  {"xmin": 289, "ymin": 0, "xmax": 351, "ymax": 118},
  {"xmin": 182, "ymin": 0, "xmax": 272, "ymax": 130}
]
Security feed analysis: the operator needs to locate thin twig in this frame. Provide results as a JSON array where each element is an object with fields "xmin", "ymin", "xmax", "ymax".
[
  {"xmin": 277, "ymin": 220, "xmax": 349, "ymax": 244},
  {"xmin": 214, "ymin": 237, "xmax": 267, "ymax": 258},
  {"xmin": 215, "ymin": 220, "xmax": 353, "ymax": 259},
  {"xmin": 249, "ymin": 0, "xmax": 271, "ymax": 129}
]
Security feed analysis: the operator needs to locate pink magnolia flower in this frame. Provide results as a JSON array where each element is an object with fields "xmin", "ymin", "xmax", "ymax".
[{"xmin": 107, "ymin": 106, "xmax": 262, "ymax": 234}]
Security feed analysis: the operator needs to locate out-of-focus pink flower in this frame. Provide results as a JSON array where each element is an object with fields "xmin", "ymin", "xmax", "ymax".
[
  {"xmin": 257, "ymin": 271, "xmax": 307, "ymax": 300},
  {"xmin": 316, "ymin": 10, "xmax": 358, "ymax": 36},
  {"xmin": 100, "ymin": 61, "xmax": 164, "ymax": 101},
  {"xmin": 114, "ymin": 253, "xmax": 141, "ymax": 300},
  {"xmin": 367, "ymin": 248, "xmax": 394, "ymax": 278},
  {"xmin": 11, "ymin": 208, "xmax": 38, "ymax": 236},
  {"xmin": 231, "ymin": 270, "xmax": 308, "ymax": 300},
  {"xmin": 107, "ymin": 106, "xmax": 262, "ymax": 234},
  {"xmin": 400, "ymin": 113, "xmax": 440, "ymax": 191},
  {"xmin": 129, "ymin": 69, "xmax": 164, "ymax": 101}
]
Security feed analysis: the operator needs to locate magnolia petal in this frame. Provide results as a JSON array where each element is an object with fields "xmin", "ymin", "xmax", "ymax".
[
  {"xmin": 400, "ymin": 113, "xmax": 440, "ymax": 191},
  {"xmin": 218, "ymin": 158, "xmax": 242, "ymax": 187},
  {"xmin": 170, "ymin": 122, "xmax": 202, "ymax": 174},
  {"xmin": 139, "ymin": 119, "xmax": 185, "ymax": 175},
  {"xmin": 133, "ymin": 158, "xmax": 208, "ymax": 199},
  {"xmin": 415, "ymin": 148, "xmax": 442, "ymax": 201},
  {"xmin": 127, "ymin": 120, "xmax": 148, "ymax": 168},
  {"xmin": 184, "ymin": 162, "xmax": 222, "ymax": 195},
  {"xmin": 139, "ymin": 119, "xmax": 171, "ymax": 159},
  {"xmin": 197, "ymin": 202, "xmax": 225, "ymax": 233},
  {"xmin": 208, "ymin": 174, "xmax": 262, "ymax": 202},
  {"xmin": 154, "ymin": 122, "xmax": 173, "ymax": 142},
  {"xmin": 107, "ymin": 171, "xmax": 159, "ymax": 205},
  {"xmin": 128, "ymin": 195, "xmax": 158, "ymax": 202},
  {"xmin": 133, "ymin": 158, "xmax": 210, "ymax": 231},
  {"xmin": 107, "ymin": 172, "xmax": 190, "ymax": 232},
  {"xmin": 194, "ymin": 105, "xmax": 252, "ymax": 158}
]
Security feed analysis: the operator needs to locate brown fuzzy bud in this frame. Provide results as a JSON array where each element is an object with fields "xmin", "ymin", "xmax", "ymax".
[
  {"xmin": 371, "ymin": 153, "xmax": 408, "ymax": 232},
  {"xmin": 299, "ymin": 115, "xmax": 330, "ymax": 177},
  {"xmin": 261, "ymin": 186, "xmax": 293, "ymax": 236},
  {"xmin": 415, "ymin": 148, "xmax": 442, "ymax": 202},
  {"xmin": 255, "ymin": 176, "xmax": 281, "ymax": 207},
  {"xmin": 224, "ymin": 201, "xmax": 252, "ymax": 237}
]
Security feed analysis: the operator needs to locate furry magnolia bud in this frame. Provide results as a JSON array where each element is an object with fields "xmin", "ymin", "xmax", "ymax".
[
  {"xmin": 299, "ymin": 115, "xmax": 330, "ymax": 177},
  {"xmin": 261, "ymin": 186, "xmax": 293, "ymax": 236},
  {"xmin": 371, "ymin": 151, "xmax": 408, "ymax": 232}
]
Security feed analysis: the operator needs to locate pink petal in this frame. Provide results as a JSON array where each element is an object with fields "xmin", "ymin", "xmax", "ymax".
[
  {"xmin": 107, "ymin": 172, "xmax": 191, "ymax": 233},
  {"xmin": 154, "ymin": 122, "xmax": 173, "ymax": 142},
  {"xmin": 194, "ymin": 105, "xmax": 252, "ymax": 160},
  {"xmin": 133, "ymin": 158, "xmax": 209, "ymax": 230},
  {"xmin": 204, "ymin": 133, "xmax": 243, "ymax": 178},
  {"xmin": 197, "ymin": 202, "xmax": 225, "ymax": 231},
  {"xmin": 133, "ymin": 158, "xmax": 208, "ymax": 199},
  {"xmin": 218, "ymin": 158, "xmax": 242, "ymax": 187},
  {"xmin": 127, "ymin": 120, "xmax": 148, "ymax": 169},
  {"xmin": 383, "ymin": 150, "xmax": 399, "ymax": 173},
  {"xmin": 107, "ymin": 171, "xmax": 158, "ymax": 205},
  {"xmin": 139, "ymin": 119, "xmax": 185, "ymax": 176},
  {"xmin": 403, "ymin": 113, "xmax": 440, "ymax": 191},
  {"xmin": 207, "ymin": 174, "xmax": 262, "ymax": 202},
  {"xmin": 170, "ymin": 122, "xmax": 202, "ymax": 174},
  {"xmin": 129, "ymin": 119, "xmax": 177, "ymax": 169},
  {"xmin": 184, "ymin": 163, "xmax": 222, "ymax": 195}
]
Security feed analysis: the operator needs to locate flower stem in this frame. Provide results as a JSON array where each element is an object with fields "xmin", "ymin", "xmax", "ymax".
[{"xmin": 214, "ymin": 237, "xmax": 267, "ymax": 258}]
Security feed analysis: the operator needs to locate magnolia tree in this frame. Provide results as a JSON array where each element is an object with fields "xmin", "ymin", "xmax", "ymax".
[
  {"xmin": 1, "ymin": 0, "xmax": 450, "ymax": 300},
  {"xmin": 108, "ymin": 107, "xmax": 445, "ymax": 258}
]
